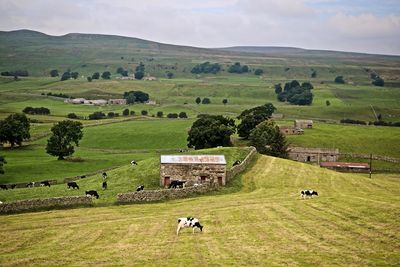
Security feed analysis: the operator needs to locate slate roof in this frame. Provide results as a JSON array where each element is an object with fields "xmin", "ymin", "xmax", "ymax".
[{"xmin": 160, "ymin": 155, "xmax": 226, "ymax": 165}]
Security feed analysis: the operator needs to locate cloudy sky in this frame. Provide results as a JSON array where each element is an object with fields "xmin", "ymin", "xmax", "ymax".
[{"xmin": 1, "ymin": 0, "xmax": 399, "ymax": 55}]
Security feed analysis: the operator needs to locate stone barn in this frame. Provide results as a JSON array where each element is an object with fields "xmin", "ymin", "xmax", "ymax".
[
  {"xmin": 295, "ymin": 120, "xmax": 313, "ymax": 129},
  {"xmin": 160, "ymin": 155, "xmax": 226, "ymax": 187},
  {"xmin": 278, "ymin": 125, "xmax": 304, "ymax": 135},
  {"xmin": 288, "ymin": 147, "xmax": 339, "ymax": 163}
]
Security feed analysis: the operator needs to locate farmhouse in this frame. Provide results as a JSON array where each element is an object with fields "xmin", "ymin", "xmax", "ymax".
[
  {"xmin": 278, "ymin": 125, "xmax": 304, "ymax": 135},
  {"xmin": 295, "ymin": 120, "xmax": 313, "ymax": 129},
  {"xmin": 108, "ymin": 99, "xmax": 127, "ymax": 105},
  {"xmin": 320, "ymin": 162, "xmax": 370, "ymax": 173},
  {"xmin": 288, "ymin": 147, "xmax": 339, "ymax": 163},
  {"xmin": 160, "ymin": 155, "xmax": 226, "ymax": 187}
]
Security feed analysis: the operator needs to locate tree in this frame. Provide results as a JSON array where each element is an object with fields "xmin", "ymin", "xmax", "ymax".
[
  {"xmin": 71, "ymin": 72, "xmax": 79, "ymax": 79},
  {"xmin": 191, "ymin": 62, "xmax": 221, "ymax": 74},
  {"xmin": 141, "ymin": 110, "xmax": 148, "ymax": 116},
  {"xmin": 107, "ymin": 112, "xmax": 115, "ymax": 118},
  {"xmin": 87, "ymin": 77, "xmax": 92, "ymax": 82},
  {"xmin": 237, "ymin": 103, "xmax": 276, "ymax": 139},
  {"xmin": 166, "ymin": 71, "xmax": 174, "ymax": 79},
  {"xmin": 123, "ymin": 91, "xmax": 149, "ymax": 104},
  {"xmin": 276, "ymin": 80, "xmax": 313, "ymax": 105},
  {"xmin": 130, "ymin": 110, "xmax": 135, "ymax": 116},
  {"xmin": 222, "ymin": 99, "xmax": 228, "ymax": 105},
  {"xmin": 0, "ymin": 155, "xmax": 6, "ymax": 174},
  {"xmin": 228, "ymin": 62, "xmax": 249, "ymax": 74},
  {"xmin": 372, "ymin": 77, "xmax": 384, "ymax": 87},
  {"xmin": 274, "ymin": 84, "xmax": 282, "ymax": 94},
  {"xmin": 254, "ymin": 69, "xmax": 263, "ymax": 75},
  {"xmin": 88, "ymin": 112, "xmax": 106, "ymax": 120},
  {"xmin": 0, "ymin": 113, "xmax": 30, "ymax": 148},
  {"xmin": 46, "ymin": 120, "xmax": 83, "ymax": 160},
  {"xmin": 334, "ymin": 76, "xmax": 345, "ymax": 84},
  {"xmin": 326, "ymin": 100, "xmax": 331, "ymax": 106},
  {"xmin": 187, "ymin": 115, "xmax": 236, "ymax": 149},
  {"xmin": 67, "ymin": 113, "xmax": 78, "ymax": 119},
  {"xmin": 50, "ymin": 69, "xmax": 59, "ymax": 77},
  {"xmin": 123, "ymin": 108, "xmax": 130, "ymax": 116},
  {"xmin": 61, "ymin": 72, "xmax": 71, "ymax": 81},
  {"xmin": 249, "ymin": 120, "xmax": 288, "ymax": 158},
  {"xmin": 101, "ymin": 71, "xmax": 111, "ymax": 79},
  {"xmin": 157, "ymin": 111, "xmax": 163, "ymax": 118},
  {"xmin": 167, "ymin": 113, "xmax": 178, "ymax": 118},
  {"xmin": 202, "ymin": 98, "xmax": 211, "ymax": 104},
  {"xmin": 179, "ymin": 112, "xmax": 188, "ymax": 118},
  {"xmin": 195, "ymin": 97, "xmax": 201, "ymax": 105},
  {"xmin": 311, "ymin": 70, "xmax": 317, "ymax": 78},
  {"xmin": 116, "ymin": 67, "xmax": 124, "ymax": 74},
  {"xmin": 92, "ymin": 72, "xmax": 100, "ymax": 80},
  {"xmin": 135, "ymin": 71, "xmax": 144, "ymax": 80}
]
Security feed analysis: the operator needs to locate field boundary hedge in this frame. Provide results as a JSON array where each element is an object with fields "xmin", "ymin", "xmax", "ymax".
[{"xmin": 0, "ymin": 196, "xmax": 92, "ymax": 214}]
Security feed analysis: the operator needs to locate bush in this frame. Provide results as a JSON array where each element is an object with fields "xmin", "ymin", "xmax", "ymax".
[
  {"xmin": 157, "ymin": 111, "xmax": 163, "ymax": 118},
  {"xmin": 191, "ymin": 62, "xmax": 221, "ymax": 74},
  {"xmin": 88, "ymin": 112, "xmax": 106, "ymax": 120},
  {"xmin": 372, "ymin": 77, "xmax": 384, "ymax": 87},
  {"xmin": 228, "ymin": 62, "xmax": 249, "ymax": 74},
  {"xmin": 167, "ymin": 113, "xmax": 178, "ymax": 118},
  {"xmin": 122, "ymin": 109, "xmax": 130, "ymax": 116},
  {"xmin": 107, "ymin": 112, "xmax": 115, "ymax": 118},
  {"xmin": 130, "ymin": 111, "xmax": 135, "ymax": 116},
  {"xmin": 67, "ymin": 113, "xmax": 78, "ymax": 119},
  {"xmin": 334, "ymin": 76, "xmax": 345, "ymax": 84},
  {"xmin": 340, "ymin": 119, "xmax": 366, "ymax": 125},
  {"xmin": 178, "ymin": 112, "xmax": 188, "ymax": 118},
  {"xmin": 275, "ymin": 80, "xmax": 314, "ymax": 105},
  {"xmin": 141, "ymin": 110, "xmax": 148, "ymax": 116},
  {"xmin": 202, "ymin": 98, "xmax": 211, "ymax": 104},
  {"xmin": 22, "ymin": 107, "xmax": 50, "ymax": 115},
  {"xmin": 254, "ymin": 69, "xmax": 263, "ymax": 75}
]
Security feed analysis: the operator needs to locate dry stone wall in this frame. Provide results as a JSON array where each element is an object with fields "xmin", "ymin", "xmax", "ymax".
[
  {"xmin": 226, "ymin": 147, "xmax": 257, "ymax": 181},
  {"xmin": 0, "ymin": 196, "xmax": 92, "ymax": 214}
]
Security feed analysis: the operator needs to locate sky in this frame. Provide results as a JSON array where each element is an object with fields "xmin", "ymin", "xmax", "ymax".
[{"xmin": 0, "ymin": 0, "xmax": 399, "ymax": 55}]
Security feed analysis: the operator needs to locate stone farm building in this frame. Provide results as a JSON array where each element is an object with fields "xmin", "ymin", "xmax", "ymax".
[
  {"xmin": 295, "ymin": 120, "xmax": 313, "ymax": 129},
  {"xmin": 278, "ymin": 125, "xmax": 304, "ymax": 135},
  {"xmin": 160, "ymin": 155, "xmax": 226, "ymax": 187},
  {"xmin": 108, "ymin": 99, "xmax": 127, "ymax": 105},
  {"xmin": 320, "ymin": 162, "xmax": 370, "ymax": 173},
  {"xmin": 288, "ymin": 147, "xmax": 339, "ymax": 163}
]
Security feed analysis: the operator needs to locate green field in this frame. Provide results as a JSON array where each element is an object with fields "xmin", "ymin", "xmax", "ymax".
[{"xmin": 0, "ymin": 155, "xmax": 399, "ymax": 266}]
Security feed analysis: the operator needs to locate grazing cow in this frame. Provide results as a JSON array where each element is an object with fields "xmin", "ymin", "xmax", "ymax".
[
  {"xmin": 102, "ymin": 172, "xmax": 107, "ymax": 180},
  {"xmin": 233, "ymin": 160, "xmax": 241, "ymax": 166},
  {"xmin": 169, "ymin": 180, "xmax": 186, "ymax": 189},
  {"xmin": 85, "ymin": 190, "xmax": 99, "ymax": 199},
  {"xmin": 80, "ymin": 175, "xmax": 86, "ymax": 179},
  {"xmin": 67, "ymin": 182, "xmax": 79, "ymax": 190},
  {"xmin": 136, "ymin": 185, "xmax": 144, "ymax": 191},
  {"xmin": 102, "ymin": 181, "xmax": 108, "ymax": 190},
  {"xmin": 26, "ymin": 182, "xmax": 35, "ymax": 188},
  {"xmin": 10, "ymin": 184, "xmax": 16, "ymax": 189},
  {"xmin": 177, "ymin": 217, "xmax": 203, "ymax": 235},
  {"xmin": 130, "ymin": 160, "xmax": 138, "ymax": 166},
  {"xmin": 0, "ymin": 184, "xmax": 8, "ymax": 190},
  {"xmin": 40, "ymin": 181, "xmax": 51, "ymax": 187},
  {"xmin": 301, "ymin": 190, "xmax": 318, "ymax": 199}
]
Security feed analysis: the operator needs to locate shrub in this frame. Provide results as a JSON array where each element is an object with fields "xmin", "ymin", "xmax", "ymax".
[
  {"xmin": 22, "ymin": 107, "xmax": 50, "ymax": 115},
  {"xmin": 130, "ymin": 111, "xmax": 135, "ymax": 116},
  {"xmin": 122, "ymin": 109, "xmax": 129, "ymax": 116},
  {"xmin": 88, "ymin": 111, "xmax": 106, "ymax": 120},
  {"xmin": 107, "ymin": 112, "xmax": 115, "ymax": 118},
  {"xmin": 141, "ymin": 110, "xmax": 148, "ymax": 116},
  {"xmin": 334, "ymin": 76, "xmax": 345, "ymax": 84},
  {"xmin": 191, "ymin": 62, "xmax": 221, "ymax": 74},
  {"xmin": 167, "ymin": 113, "xmax": 178, "ymax": 118},
  {"xmin": 67, "ymin": 113, "xmax": 78, "ymax": 119},
  {"xmin": 202, "ymin": 98, "xmax": 211, "ymax": 104},
  {"xmin": 340, "ymin": 118, "xmax": 366, "ymax": 125},
  {"xmin": 178, "ymin": 112, "xmax": 188, "ymax": 118},
  {"xmin": 157, "ymin": 111, "xmax": 163, "ymax": 118},
  {"xmin": 254, "ymin": 69, "xmax": 263, "ymax": 75}
]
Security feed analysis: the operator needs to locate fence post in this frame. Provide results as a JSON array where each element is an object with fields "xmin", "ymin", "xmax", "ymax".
[{"xmin": 369, "ymin": 154, "xmax": 372, "ymax": 178}]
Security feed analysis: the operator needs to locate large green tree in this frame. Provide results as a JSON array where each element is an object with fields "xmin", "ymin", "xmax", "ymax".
[
  {"xmin": 123, "ymin": 91, "xmax": 149, "ymax": 104},
  {"xmin": 0, "ymin": 113, "xmax": 30, "ymax": 148},
  {"xmin": 249, "ymin": 120, "xmax": 288, "ymax": 158},
  {"xmin": 237, "ymin": 103, "xmax": 276, "ymax": 139},
  {"xmin": 46, "ymin": 120, "xmax": 83, "ymax": 160},
  {"xmin": 187, "ymin": 115, "xmax": 236, "ymax": 149}
]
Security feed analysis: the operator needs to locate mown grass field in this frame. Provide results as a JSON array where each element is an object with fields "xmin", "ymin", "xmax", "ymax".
[{"xmin": 0, "ymin": 155, "xmax": 399, "ymax": 266}]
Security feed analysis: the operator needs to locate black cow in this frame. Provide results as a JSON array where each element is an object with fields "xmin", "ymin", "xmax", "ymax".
[
  {"xmin": 86, "ymin": 190, "xmax": 99, "ymax": 199},
  {"xmin": 233, "ymin": 160, "xmax": 241, "ymax": 166},
  {"xmin": 40, "ymin": 181, "xmax": 51, "ymax": 187},
  {"xmin": 301, "ymin": 190, "xmax": 319, "ymax": 199},
  {"xmin": 102, "ymin": 181, "xmax": 108, "ymax": 190},
  {"xmin": 169, "ymin": 180, "xmax": 186, "ymax": 189},
  {"xmin": 67, "ymin": 182, "xmax": 79, "ymax": 189},
  {"xmin": 10, "ymin": 184, "xmax": 16, "ymax": 189},
  {"xmin": 0, "ymin": 184, "xmax": 8, "ymax": 190},
  {"xmin": 136, "ymin": 185, "xmax": 144, "ymax": 191}
]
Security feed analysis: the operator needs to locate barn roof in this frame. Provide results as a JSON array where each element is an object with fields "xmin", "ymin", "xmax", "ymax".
[
  {"xmin": 160, "ymin": 155, "xmax": 226, "ymax": 165},
  {"xmin": 320, "ymin": 162, "xmax": 370, "ymax": 169}
]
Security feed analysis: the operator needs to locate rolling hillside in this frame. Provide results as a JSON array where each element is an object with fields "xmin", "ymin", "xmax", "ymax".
[{"xmin": 0, "ymin": 155, "xmax": 399, "ymax": 266}]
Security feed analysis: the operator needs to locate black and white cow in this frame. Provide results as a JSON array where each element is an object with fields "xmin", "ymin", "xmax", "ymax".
[
  {"xmin": 0, "ymin": 184, "xmax": 8, "ymax": 190},
  {"xmin": 301, "ymin": 189, "xmax": 318, "ymax": 199},
  {"xmin": 233, "ymin": 160, "xmax": 241, "ymax": 166},
  {"xmin": 176, "ymin": 217, "xmax": 204, "ymax": 235},
  {"xmin": 86, "ymin": 190, "xmax": 99, "ymax": 199},
  {"xmin": 40, "ymin": 181, "xmax": 51, "ymax": 187},
  {"xmin": 102, "ymin": 181, "xmax": 108, "ymax": 190},
  {"xmin": 169, "ymin": 180, "xmax": 186, "ymax": 189},
  {"xmin": 130, "ymin": 160, "xmax": 138, "ymax": 166},
  {"xmin": 67, "ymin": 182, "xmax": 79, "ymax": 189},
  {"xmin": 26, "ymin": 182, "xmax": 35, "ymax": 188},
  {"xmin": 136, "ymin": 185, "xmax": 144, "ymax": 191}
]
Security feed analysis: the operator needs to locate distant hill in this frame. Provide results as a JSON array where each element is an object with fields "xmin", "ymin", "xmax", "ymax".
[{"xmin": 0, "ymin": 29, "xmax": 399, "ymax": 77}]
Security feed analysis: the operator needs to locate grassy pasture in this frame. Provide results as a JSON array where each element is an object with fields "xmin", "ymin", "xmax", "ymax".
[
  {"xmin": 0, "ymin": 147, "xmax": 250, "ymax": 204},
  {"xmin": 0, "ymin": 155, "xmax": 399, "ymax": 266}
]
